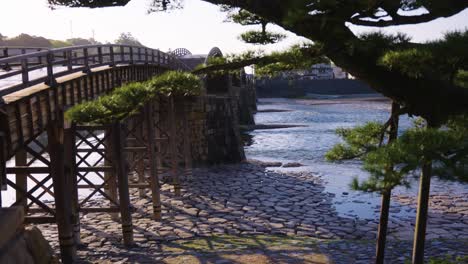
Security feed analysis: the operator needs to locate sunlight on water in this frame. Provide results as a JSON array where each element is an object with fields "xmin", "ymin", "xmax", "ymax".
[{"xmin": 246, "ymin": 98, "xmax": 468, "ymax": 220}]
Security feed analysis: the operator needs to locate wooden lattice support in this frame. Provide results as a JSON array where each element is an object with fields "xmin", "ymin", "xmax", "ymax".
[
  {"xmin": 5, "ymin": 134, "xmax": 56, "ymax": 224},
  {"xmin": 111, "ymin": 122, "xmax": 134, "ymax": 246},
  {"xmin": 74, "ymin": 126, "xmax": 120, "ymax": 214},
  {"xmin": 123, "ymin": 102, "xmax": 163, "ymax": 220},
  {"xmin": 72, "ymin": 124, "xmax": 133, "ymax": 245}
]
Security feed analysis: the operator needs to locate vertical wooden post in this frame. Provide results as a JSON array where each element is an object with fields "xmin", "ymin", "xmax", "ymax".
[
  {"xmin": 45, "ymin": 52, "xmax": 56, "ymax": 86},
  {"xmin": 105, "ymin": 129, "xmax": 119, "ymax": 221},
  {"xmin": 64, "ymin": 124, "xmax": 81, "ymax": 245},
  {"xmin": 168, "ymin": 96, "xmax": 181, "ymax": 196},
  {"xmin": 182, "ymin": 100, "xmax": 193, "ymax": 182},
  {"xmin": 15, "ymin": 149, "xmax": 28, "ymax": 209},
  {"xmin": 111, "ymin": 122, "xmax": 134, "ymax": 246},
  {"xmin": 0, "ymin": 134, "xmax": 6, "ymax": 207},
  {"xmin": 153, "ymin": 98, "xmax": 165, "ymax": 177},
  {"xmin": 21, "ymin": 58, "xmax": 29, "ymax": 85},
  {"xmin": 136, "ymin": 119, "xmax": 146, "ymax": 198},
  {"xmin": 48, "ymin": 121, "xmax": 77, "ymax": 263},
  {"xmin": 145, "ymin": 102, "xmax": 162, "ymax": 220}
]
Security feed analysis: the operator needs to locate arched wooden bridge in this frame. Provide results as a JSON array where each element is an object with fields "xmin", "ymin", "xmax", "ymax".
[{"xmin": 0, "ymin": 44, "xmax": 251, "ymax": 263}]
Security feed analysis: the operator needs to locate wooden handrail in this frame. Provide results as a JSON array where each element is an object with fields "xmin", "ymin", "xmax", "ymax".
[{"xmin": 0, "ymin": 44, "xmax": 191, "ymax": 98}]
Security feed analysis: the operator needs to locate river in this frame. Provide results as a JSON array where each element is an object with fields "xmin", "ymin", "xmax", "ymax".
[{"xmin": 245, "ymin": 97, "xmax": 468, "ymax": 220}]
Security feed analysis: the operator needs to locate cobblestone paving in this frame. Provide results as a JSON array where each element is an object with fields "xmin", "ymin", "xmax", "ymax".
[{"xmin": 38, "ymin": 162, "xmax": 468, "ymax": 263}]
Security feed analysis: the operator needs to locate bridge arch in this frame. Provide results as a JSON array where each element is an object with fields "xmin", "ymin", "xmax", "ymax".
[
  {"xmin": 204, "ymin": 47, "xmax": 229, "ymax": 94},
  {"xmin": 171, "ymin": 48, "xmax": 192, "ymax": 57}
]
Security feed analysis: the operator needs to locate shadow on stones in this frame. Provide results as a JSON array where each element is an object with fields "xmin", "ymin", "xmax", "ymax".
[{"xmin": 37, "ymin": 162, "xmax": 468, "ymax": 263}]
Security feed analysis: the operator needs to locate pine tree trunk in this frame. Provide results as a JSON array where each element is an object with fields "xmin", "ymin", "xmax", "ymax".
[
  {"xmin": 375, "ymin": 102, "xmax": 399, "ymax": 264},
  {"xmin": 375, "ymin": 189, "xmax": 391, "ymax": 264},
  {"xmin": 411, "ymin": 119, "xmax": 435, "ymax": 263},
  {"xmin": 412, "ymin": 159, "xmax": 432, "ymax": 263}
]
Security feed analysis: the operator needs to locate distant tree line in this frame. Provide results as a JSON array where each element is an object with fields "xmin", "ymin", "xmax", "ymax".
[{"xmin": 0, "ymin": 32, "xmax": 143, "ymax": 48}]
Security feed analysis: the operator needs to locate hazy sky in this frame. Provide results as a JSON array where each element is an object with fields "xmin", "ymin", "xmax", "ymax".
[{"xmin": 0, "ymin": 0, "xmax": 467, "ymax": 54}]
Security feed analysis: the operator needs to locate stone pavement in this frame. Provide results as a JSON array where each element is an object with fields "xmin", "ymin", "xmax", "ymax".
[{"xmin": 37, "ymin": 162, "xmax": 468, "ymax": 263}]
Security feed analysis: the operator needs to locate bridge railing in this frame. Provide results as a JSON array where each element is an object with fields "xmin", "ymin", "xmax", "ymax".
[
  {"xmin": 0, "ymin": 44, "xmax": 190, "ymax": 97},
  {"xmin": 0, "ymin": 46, "xmax": 50, "ymax": 61}
]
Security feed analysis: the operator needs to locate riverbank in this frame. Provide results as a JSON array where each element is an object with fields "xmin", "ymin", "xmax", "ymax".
[{"xmin": 36, "ymin": 162, "xmax": 468, "ymax": 263}]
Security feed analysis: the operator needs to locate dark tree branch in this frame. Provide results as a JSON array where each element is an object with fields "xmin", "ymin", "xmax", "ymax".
[{"xmin": 349, "ymin": 0, "xmax": 468, "ymax": 27}]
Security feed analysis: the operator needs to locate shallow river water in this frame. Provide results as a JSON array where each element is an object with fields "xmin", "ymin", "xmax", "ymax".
[{"xmin": 245, "ymin": 97, "xmax": 468, "ymax": 220}]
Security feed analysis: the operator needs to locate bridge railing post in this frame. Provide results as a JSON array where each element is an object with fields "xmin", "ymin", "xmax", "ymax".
[
  {"xmin": 66, "ymin": 50, "xmax": 73, "ymax": 71},
  {"xmin": 120, "ymin": 45, "xmax": 125, "ymax": 64},
  {"xmin": 45, "ymin": 52, "xmax": 56, "ymax": 86},
  {"xmin": 145, "ymin": 48, "xmax": 148, "ymax": 64},
  {"xmin": 20, "ymin": 58, "xmax": 29, "ymax": 85},
  {"xmin": 157, "ymin": 50, "xmax": 161, "ymax": 66},
  {"xmin": 109, "ymin": 46, "xmax": 115, "ymax": 67},
  {"xmin": 129, "ymin": 47, "xmax": 134, "ymax": 65},
  {"xmin": 1, "ymin": 48, "xmax": 11, "ymax": 70},
  {"xmin": 98, "ymin": 47, "xmax": 103, "ymax": 65},
  {"xmin": 83, "ymin": 48, "xmax": 91, "ymax": 73}
]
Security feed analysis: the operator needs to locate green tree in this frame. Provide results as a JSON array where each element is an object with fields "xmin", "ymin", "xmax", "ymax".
[
  {"xmin": 3, "ymin": 33, "xmax": 52, "ymax": 47},
  {"xmin": 50, "ymin": 39, "xmax": 72, "ymax": 48},
  {"xmin": 221, "ymin": 6, "xmax": 286, "ymax": 45},
  {"xmin": 66, "ymin": 37, "xmax": 101, "ymax": 46},
  {"xmin": 114, "ymin": 32, "xmax": 143, "ymax": 46}
]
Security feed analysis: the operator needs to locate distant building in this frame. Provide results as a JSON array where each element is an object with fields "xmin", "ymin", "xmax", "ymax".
[{"xmin": 276, "ymin": 63, "xmax": 349, "ymax": 80}]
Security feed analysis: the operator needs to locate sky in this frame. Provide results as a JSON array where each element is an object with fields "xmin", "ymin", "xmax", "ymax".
[{"xmin": 0, "ymin": 0, "xmax": 467, "ymax": 55}]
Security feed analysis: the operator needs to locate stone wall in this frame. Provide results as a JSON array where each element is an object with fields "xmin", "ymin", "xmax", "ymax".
[
  {"xmin": 166, "ymin": 75, "xmax": 256, "ymax": 166},
  {"xmin": 178, "ymin": 95, "xmax": 246, "ymax": 166},
  {"xmin": 256, "ymin": 78, "xmax": 376, "ymax": 98}
]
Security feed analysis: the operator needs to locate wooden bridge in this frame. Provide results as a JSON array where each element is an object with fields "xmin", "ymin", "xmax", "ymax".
[{"xmin": 0, "ymin": 44, "xmax": 232, "ymax": 263}]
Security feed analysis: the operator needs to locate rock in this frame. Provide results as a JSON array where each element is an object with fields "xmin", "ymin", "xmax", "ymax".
[
  {"xmin": 24, "ymin": 226, "xmax": 57, "ymax": 264},
  {"xmin": 282, "ymin": 162, "xmax": 304, "ymax": 168}
]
